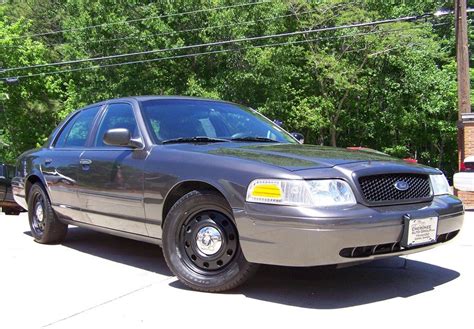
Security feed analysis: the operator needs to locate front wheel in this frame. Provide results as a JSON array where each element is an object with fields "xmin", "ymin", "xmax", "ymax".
[
  {"xmin": 28, "ymin": 183, "xmax": 68, "ymax": 244},
  {"xmin": 162, "ymin": 190, "xmax": 258, "ymax": 292}
]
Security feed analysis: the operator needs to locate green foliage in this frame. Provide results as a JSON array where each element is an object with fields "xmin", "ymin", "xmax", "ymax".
[{"xmin": 0, "ymin": 0, "xmax": 470, "ymax": 178}]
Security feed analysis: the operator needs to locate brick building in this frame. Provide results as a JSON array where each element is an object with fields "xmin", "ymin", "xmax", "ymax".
[{"xmin": 457, "ymin": 112, "xmax": 474, "ymax": 208}]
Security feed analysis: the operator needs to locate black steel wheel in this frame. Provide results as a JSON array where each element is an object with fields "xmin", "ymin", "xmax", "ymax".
[
  {"xmin": 30, "ymin": 191, "xmax": 46, "ymax": 238},
  {"xmin": 27, "ymin": 183, "xmax": 68, "ymax": 244},
  {"xmin": 163, "ymin": 190, "xmax": 258, "ymax": 292},
  {"xmin": 179, "ymin": 210, "xmax": 238, "ymax": 273}
]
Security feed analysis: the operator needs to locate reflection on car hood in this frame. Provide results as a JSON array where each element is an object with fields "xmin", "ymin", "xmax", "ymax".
[{"xmin": 166, "ymin": 142, "xmax": 412, "ymax": 171}]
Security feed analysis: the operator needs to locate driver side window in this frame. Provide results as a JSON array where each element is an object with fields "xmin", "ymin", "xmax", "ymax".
[{"xmin": 94, "ymin": 103, "xmax": 139, "ymax": 147}]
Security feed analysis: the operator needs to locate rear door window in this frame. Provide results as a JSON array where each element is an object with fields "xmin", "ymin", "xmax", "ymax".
[{"xmin": 55, "ymin": 106, "xmax": 101, "ymax": 148}]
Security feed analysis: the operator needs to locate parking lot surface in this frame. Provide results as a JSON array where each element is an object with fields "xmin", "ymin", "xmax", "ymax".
[{"xmin": 1, "ymin": 211, "xmax": 472, "ymax": 328}]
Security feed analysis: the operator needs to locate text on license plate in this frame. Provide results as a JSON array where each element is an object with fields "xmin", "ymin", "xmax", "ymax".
[{"xmin": 405, "ymin": 216, "xmax": 438, "ymax": 247}]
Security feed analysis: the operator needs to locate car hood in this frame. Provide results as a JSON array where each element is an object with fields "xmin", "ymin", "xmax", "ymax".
[{"xmin": 165, "ymin": 142, "xmax": 417, "ymax": 171}]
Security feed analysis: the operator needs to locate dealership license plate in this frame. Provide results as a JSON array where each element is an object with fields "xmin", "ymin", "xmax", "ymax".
[{"xmin": 403, "ymin": 216, "xmax": 438, "ymax": 247}]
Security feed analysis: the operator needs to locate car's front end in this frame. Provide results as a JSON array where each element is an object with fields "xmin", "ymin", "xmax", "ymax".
[{"xmin": 232, "ymin": 154, "xmax": 464, "ymax": 267}]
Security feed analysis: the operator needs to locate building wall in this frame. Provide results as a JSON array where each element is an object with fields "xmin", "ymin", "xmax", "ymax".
[
  {"xmin": 458, "ymin": 190, "xmax": 474, "ymax": 207},
  {"xmin": 463, "ymin": 121, "xmax": 474, "ymax": 159},
  {"xmin": 457, "ymin": 114, "xmax": 474, "ymax": 208}
]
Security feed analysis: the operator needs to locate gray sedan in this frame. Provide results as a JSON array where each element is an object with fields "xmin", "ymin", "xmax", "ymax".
[{"xmin": 12, "ymin": 96, "xmax": 464, "ymax": 292}]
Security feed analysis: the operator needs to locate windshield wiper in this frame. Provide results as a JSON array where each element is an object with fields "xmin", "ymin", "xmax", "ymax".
[
  {"xmin": 161, "ymin": 136, "xmax": 230, "ymax": 144},
  {"xmin": 230, "ymin": 136, "xmax": 280, "ymax": 143}
]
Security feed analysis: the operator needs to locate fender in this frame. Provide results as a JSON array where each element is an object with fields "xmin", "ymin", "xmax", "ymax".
[
  {"xmin": 163, "ymin": 178, "xmax": 246, "ymax": 212},
  {"xmin": 25, "ymin": 168, "xmax": 52, "ymax": 203}
]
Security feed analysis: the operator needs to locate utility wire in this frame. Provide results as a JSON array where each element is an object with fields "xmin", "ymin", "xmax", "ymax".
[
  {"xmin": 4, "ymin": 1, "xmax": 272, "ymax": 40},
  {"xmin": 1, "ymin": 22, "xmax": 447, "ymax": 81},
  {"xmin": 0, "ymin": 12, "xmax": 442, "ymax": 74},
  {"xmin": 2, "ymin": 1, "xmax": 355, "ymax": 47},
  {"xmin": 0, "ymin": 8, "xmax": 321, "ymax": 49}
]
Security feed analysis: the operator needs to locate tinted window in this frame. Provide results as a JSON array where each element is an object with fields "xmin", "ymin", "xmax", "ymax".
[
  {"xmin": 6, "ymin": 165, "xmax": 15, "ymax": 179},
  {"xmin": 55, "ymin": 106, "xmax": 100, "ymax": 148},
  {"xmin": 0, "ymin": 165, "xmax": 12, "ymax": 179},
  {"xmin": 140, "ymin": 99, "xmax": 296, "ymax": 144},
  {"xmin": 95, "ymin": 103, "xmax": 139, "ymax": 147}
]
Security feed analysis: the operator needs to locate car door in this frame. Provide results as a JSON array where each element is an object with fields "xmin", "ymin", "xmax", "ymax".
[
  {"xmin": 41, "ymin": 106, "xmax": 102, "ymax": 223},
  {"xmin": 77, "ymin": 102, "xmax": 148, "ymax": 235}
]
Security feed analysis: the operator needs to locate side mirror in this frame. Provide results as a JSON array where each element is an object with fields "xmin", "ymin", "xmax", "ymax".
[
  {"xmin": 291, "ymin": 132, "xmax": 304, "ymax": 144},
  {"xmin": 103, "ymin": 128, "xmax": 133, "ymax": 147}
]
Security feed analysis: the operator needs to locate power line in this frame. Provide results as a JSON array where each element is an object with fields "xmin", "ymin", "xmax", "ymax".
[
  {"xmin": 0, "ymin": 12, "xmax": 442, "ymax": 74},
  {"xmin": 2, "ymin": 1, "xmax": 356, "ymax": 48},
  {"xmin": 0, "ymin": 8, "xmax": 321, "ymax": 49},
  {"xmin": 4, "ymin": 1, "xmax": 271, "ymax": 40},
  {"xmin": 1, "ymin": 22, "xmax": 446, "ymax": 81}
]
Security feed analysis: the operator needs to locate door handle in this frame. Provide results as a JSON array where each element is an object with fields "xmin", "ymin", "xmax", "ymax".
[
  {"xmin": 44, "ymin": 158, "xmax": 53, "ymax": 165},
  {"xmin": 80, "ymin": 159, "xmax": 92, "ymax": 165}
]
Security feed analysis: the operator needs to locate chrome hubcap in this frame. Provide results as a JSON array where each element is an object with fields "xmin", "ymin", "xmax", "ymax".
[
  {"xmin": 196, "ymin": 226, "xmax": 222, "ymax": 255},
  {"xmin": 35, "ymin": 202, "xmax": 44, "ymax": 223}
]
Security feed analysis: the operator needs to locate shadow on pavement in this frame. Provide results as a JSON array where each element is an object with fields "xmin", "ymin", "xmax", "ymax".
[
  {"xmin": 170, "ymin": 257, "xmax": 460, "ymax": 309},
  {"xmin": 24, "ymin": 227, "xmax": 460, "ymax": 309},
  {"xmin": 25, "ymin": 227, "xmax": 172, "ymax": 276},
  {"xmin": 244, "ymin": 258, "xmax": 458, "ymax": 309}
]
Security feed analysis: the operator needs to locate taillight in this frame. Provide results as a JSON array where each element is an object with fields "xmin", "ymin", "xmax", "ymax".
[
  {"xmin": 461, "ymin": 162, "xmax": 466, "ymax": 171},
  {"xmin": 465, "ymin": 162, "xmax": 474, "ymax": 172}
]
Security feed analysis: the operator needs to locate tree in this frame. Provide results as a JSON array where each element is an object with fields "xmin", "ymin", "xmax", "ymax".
[{"xmin": 0, "ymin": 0, "xmax": 469, "ymax": 178}]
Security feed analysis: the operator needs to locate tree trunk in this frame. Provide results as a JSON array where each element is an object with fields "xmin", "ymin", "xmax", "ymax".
[{"xmin": 330, "ymin": 126, "xmax": 337, "ymax": 147}]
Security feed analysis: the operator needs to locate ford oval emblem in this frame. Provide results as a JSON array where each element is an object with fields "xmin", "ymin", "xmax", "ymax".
[{"xmin": 394, "ymin": 180, "xmax": 409, "ymax": 191}]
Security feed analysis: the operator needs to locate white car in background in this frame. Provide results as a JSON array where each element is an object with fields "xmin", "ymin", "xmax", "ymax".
[{"xmin": 454, "ymin": 156, "xmax": 474, "ymax": 192}]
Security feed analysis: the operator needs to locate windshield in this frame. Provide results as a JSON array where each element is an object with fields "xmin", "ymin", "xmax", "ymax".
[{"xmin": 140, "ymin": 99, "xmax": 297, "ymax": 144}]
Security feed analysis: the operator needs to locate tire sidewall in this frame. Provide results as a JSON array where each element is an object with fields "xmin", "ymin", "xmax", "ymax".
[
  {"xmin": 163, "ymin": 191, "xmax": 251, "ymax": 291},
  {"xmin": 28, "ymin": 184, "xmax": 46, "ymax": 241},
  {"xmin": 27, "ymin": 183, "xmax": 66, "ymax": 243}
]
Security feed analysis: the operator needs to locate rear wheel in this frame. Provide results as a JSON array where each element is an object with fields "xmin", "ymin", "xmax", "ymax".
[
  {"xmin": 163, "ymin": 190, "xmax": 258, "ymax": 292},
  {"xmin": 28, "ymin": 183, "xmax": 68, "ymax": 244}
]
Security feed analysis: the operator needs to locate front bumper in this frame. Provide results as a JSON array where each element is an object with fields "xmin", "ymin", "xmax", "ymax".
[{"xmin": 234, "ymin": 195, "xmax": 464, "ymax": 267}]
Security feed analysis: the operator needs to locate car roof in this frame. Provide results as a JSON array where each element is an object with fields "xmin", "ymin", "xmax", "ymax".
[
  {"xmin": 464, "ymin": 156, "xmax": 474, "ymax": 163},
  {"xmin": 82, "ymin": 96, "xmax": 240, "ymax": 110}
]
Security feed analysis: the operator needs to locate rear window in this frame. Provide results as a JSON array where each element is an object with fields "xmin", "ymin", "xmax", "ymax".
[
  {"xmin": 0, "ymin": 164, "xmax": 15, "ymax": 180},
  {"xmin": 463, "ymin": 161, "xmax": 474, "ymax": 172}
]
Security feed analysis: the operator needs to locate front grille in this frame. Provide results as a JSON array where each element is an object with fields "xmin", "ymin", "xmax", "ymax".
[{"xmin": 358, "ymin": 173, "xmax": 431, "ymax": 205}]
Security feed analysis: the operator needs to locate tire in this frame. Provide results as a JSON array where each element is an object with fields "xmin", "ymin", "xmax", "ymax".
[
  {"xmin": 162, "ymin": 190, "xmax": 258, "ymax": 292},
  {"xmin": 27, "ymin": 183, "xmax": 68, "ymax": 244}
]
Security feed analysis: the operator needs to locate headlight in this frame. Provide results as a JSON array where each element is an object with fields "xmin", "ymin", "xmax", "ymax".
[
  {"xmin": 246, "ymin": 179, "xmax": 356, "ymax": 207},
  {"xmin": 430, "ymin": 174, "xmax": 451, "ymax": 195}
]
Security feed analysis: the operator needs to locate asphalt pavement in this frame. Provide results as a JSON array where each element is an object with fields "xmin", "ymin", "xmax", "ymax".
[{"xmin": 0, "ymin": 211, "xmax": 472, "ymax": 328}]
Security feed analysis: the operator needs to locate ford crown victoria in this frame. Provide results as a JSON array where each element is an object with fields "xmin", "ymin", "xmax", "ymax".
[{"xmin": 12, "ymin": 96, "xmax": 464, "ymax": 292}]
